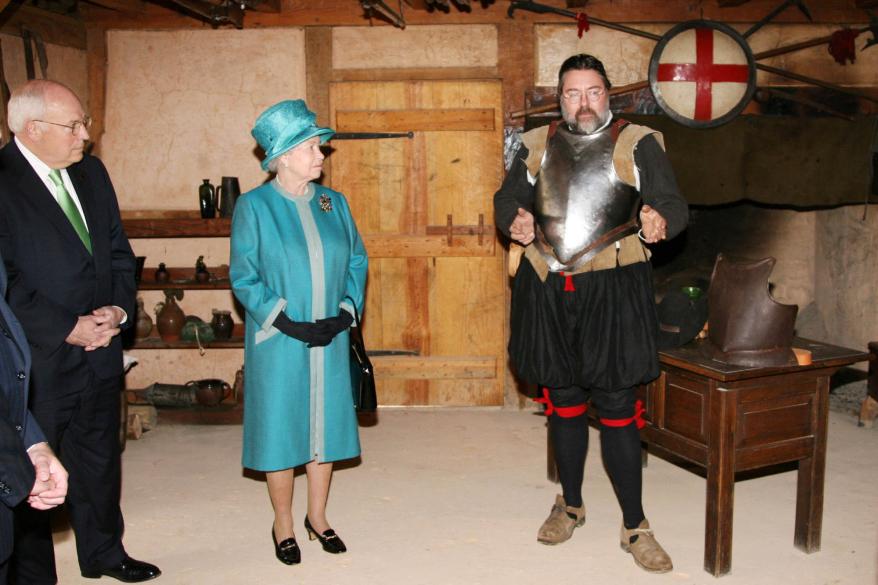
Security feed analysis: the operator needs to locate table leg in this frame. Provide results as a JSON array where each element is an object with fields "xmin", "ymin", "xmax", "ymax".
[
  {"xmin": 794, "ymin": 376, "xmax": 829, "ymax": 552},
  {"xmin": 704, "ymin": 387, "xmax": 736, "ymax": 576}
]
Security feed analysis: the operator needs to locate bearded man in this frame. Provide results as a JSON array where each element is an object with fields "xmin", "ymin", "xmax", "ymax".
[{"xmin": 494, "ymin": 54, "xmax": 688, "ymax": 573}]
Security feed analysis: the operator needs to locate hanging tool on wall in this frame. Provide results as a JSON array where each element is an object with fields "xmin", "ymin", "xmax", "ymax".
[
  {"xmin": 21, "ymin": 26, "xmax": 48, "ymax": 80},
  {"xmin": 507, "ymin": 0, "xmax": 661, "ymax": 41},
  {"xmin": 333, "ymin": 131, "xmax": 414, "ymax": 140},
  {"xmin": 165, "ymin": 0, "xmax": 244, "ymax": 29},
  {"xmin": 362, "ymin": 0, "xmax": 406, "ymax": 29},
  {"xmin": 743, "ymin": 0, "xmax": 812, "ymax": 38}
]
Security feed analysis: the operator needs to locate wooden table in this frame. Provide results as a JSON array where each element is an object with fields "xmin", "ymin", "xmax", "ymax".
[{"xmin": 638, "ymin": 338, "xmax": 867, "ymax": 576}]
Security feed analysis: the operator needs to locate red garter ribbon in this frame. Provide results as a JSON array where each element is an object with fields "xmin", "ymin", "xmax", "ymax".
[
  {"xmin": 600, "ymin": 399, "xmax": 646, "ymax": 429},
  {"xmin": 534, "ymin": 387, "xmax": 587, "ymax": 418}
]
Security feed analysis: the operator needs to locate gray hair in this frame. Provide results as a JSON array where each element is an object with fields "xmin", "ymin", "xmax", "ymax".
[
  {"xmin": 266, "ymin": 156, "xmax": 280, "ymax": 173},
  {"xmin": 7, "ymin": 79, "xmax": 75, "ymax": 134}
]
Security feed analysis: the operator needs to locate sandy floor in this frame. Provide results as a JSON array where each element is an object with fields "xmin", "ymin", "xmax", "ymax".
[{"xmin": 51, "ymin": 407, "xmax": 876, "ymax": 585}]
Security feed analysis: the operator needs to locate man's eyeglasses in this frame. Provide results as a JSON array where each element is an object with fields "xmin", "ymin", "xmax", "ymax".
[
  {"xmin": 34, "ymin": 116, "xmax": 92, "ymax": 135},
  {"xmin": 561, "ymin": 88, "xmax": 606, "ymax": 102}
]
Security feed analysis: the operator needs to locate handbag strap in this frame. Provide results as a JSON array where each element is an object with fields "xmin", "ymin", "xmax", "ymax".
[{"xmin": 344, "ymin": 296, "xmax": 362, "ymax": 328}]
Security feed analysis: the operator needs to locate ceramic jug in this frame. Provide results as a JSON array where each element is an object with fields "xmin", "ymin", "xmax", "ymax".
[
  {"xmin": 210, "ymin": 309, "xmax": 234, "ymax": 340},
  {"xmin": 186, "ymin": 378, "xmax": 231, "ymax": 407},
  {"xmin": 155, "ymin": 291, "xmax": 185, "ymax": 342},
  {"xmin": 135, "ymin": 297, "xmax": 153, "ymax": 339},
  {"xmin": 217, "ymin": 176, "xmax": 241, "ymax": 218}
]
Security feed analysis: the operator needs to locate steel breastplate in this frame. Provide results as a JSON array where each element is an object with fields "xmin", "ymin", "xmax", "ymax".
[{"xmin": 533, "ymin": 123, "xmax": 640, "ymax": 272}]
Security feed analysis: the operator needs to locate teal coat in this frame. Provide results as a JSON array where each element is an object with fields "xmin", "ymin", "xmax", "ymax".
[{"xmin": 230, "ymin": 180, "xmax": 368, "ymax": 471}]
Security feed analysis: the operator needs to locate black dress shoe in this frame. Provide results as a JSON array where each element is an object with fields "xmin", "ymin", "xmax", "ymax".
[
  {"xmin": 305, "ymin": 516, "xmax": 347, "ymax": 554},
  {"xmin": 81, "ymin": 556, "xmax": 161, "ymax": 582},
  {"xmin": 272, "ymin": 527, "xmax": 301, "ymax": 565}
]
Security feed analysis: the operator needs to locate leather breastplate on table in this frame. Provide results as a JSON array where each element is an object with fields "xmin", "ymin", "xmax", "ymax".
[
  {"xmin": 533, "ymin": 123, "xmax": 641, "ymax": 273},
  {"xmin": 704, "ymin": 254, "xmax": 798, "ymax": 367}
]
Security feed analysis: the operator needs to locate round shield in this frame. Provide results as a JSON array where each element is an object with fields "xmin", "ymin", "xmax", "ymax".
[{"xmin": 649, "ymin": 20, "xmax": 756, "ymax": 128}]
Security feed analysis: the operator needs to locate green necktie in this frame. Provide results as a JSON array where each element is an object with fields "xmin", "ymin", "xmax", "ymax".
[{"xmin": 48, "ymin": 169, "xmax": 92, "ymax": 254}]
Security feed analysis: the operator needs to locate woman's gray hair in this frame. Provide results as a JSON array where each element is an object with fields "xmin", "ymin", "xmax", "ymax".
[
  {"xmin": 266, "ymin": 156, "xmax": 280, "ymax": 173},
  {"xmin": 7, "ymin": 80, "xmax": 58, "ymax": 134}
]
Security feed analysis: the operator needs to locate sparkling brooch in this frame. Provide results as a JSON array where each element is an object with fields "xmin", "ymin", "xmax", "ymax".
[{"xmin": 318, "ymin": 194, "xmax": 333, "ymax": 213}]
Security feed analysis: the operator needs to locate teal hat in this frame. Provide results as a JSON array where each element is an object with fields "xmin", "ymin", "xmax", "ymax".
[{"xmin": 251, "ymin": 99, "xmax": 335, "ymax": 171}]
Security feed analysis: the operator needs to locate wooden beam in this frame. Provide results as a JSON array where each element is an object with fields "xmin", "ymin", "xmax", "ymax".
[
  {"xmin": 333, "ymin": 67, "xmax": 497, "ymax": 82},
  {"xmin": 82, "ymin": 0, "xmax": 146, "ymax": 15},
  {"xmin": 336, "ymin": 108, "xmax": 495, "ymax": 132},
  {"xmin": 306, "ymin": 27, "xmax": 332, "ymax": 182},
  {"xmin": 82, "ymin": 0, "xmax": 875, "ymax": 29},
  {"xmin": 0, "ymin": 5, "xmax": 86, "ymax": 50},
  {"xmin": 0, "ymin": 0, "xmax": 12, "ymax": 15},
  {"xmin": 372, "ymin": 355, "xmax": 496, "ymax": 380},
  {"xmin": 402, "ymin": 0, "xmax": 430, "ymax": 9},
  {"xmin": 250, "ymin": 0, "xmax": 280, "ymax": 12},
  {"xmin": 86, "ymin": 25, "xmax": 107, "ymax": 156},
  {"xmin": 497, "ymin": 15, "xmax": 535, "ymax": 127}
]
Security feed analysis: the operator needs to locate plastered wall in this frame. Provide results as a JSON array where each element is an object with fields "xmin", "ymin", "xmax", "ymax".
[
  {"xmin": 0, "ymin": 33, "xmax": 88, "ymax": 108},
  {"xmin": 815, "ymin": 206, "xmax": 878, "ymax": 358},
  {"xmin": 332, "ymin": 25, "xmax": 497, "ymax": 69},
  {"xmin": 102, "ymin": 28, "xmax": 307, "ymax": 390}
]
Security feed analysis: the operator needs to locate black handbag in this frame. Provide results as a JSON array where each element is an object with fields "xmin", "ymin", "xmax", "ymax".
[{"xmin": 346, "ymin": 299, "xmax": 377, "ymax": 412}]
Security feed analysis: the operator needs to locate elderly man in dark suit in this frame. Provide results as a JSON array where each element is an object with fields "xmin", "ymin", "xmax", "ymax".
[
  {"xmin": 0, "ymin": 80, "xmax": 160, "ymax": 584},
  {"xmin": 0, "ymin": 255, "xmax": 68, "ymax": 585}
]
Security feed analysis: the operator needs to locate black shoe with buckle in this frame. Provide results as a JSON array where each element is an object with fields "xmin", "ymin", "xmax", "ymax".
[
  {"xmin": 81, "ymin": 556, "xmax": 161, "ymax": 582},
  {"xmin": 304, "ymin": 516, "xmax": 347, "ymax": 554},
  {"xmin": 272, "ymin": 527, "xmax": 301, "ymax": 565}
]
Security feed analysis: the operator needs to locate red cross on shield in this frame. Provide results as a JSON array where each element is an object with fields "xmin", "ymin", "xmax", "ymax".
[{"xmin": 649, "ymin": 20, "xmax": 756, "ymax": 128}]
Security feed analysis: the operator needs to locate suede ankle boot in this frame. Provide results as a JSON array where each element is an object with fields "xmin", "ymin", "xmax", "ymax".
[
  {"xmin": 537, "ymin": 494, "xmax": 586, "ymax": 545},
  {"xmin": 620, "ymin": 519, "xmax": 673, "ymax": 573}
]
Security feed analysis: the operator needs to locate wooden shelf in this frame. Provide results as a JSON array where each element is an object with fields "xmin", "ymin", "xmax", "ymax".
[
  {"xmin": 129, "ymin": 324, "xmax": 244, "ymax": 349},
  {"xmin": 123, "ymin": 216, "xmax": 231, "ymax": 238},
  {"xmin": 138, "ymin": 266, "xmax": 231, "ymax": 290}
]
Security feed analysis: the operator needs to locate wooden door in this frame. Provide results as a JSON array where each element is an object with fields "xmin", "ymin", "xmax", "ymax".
[{"xmin": 329, "ymin": 79, "xmax": 505, "ymax": 406}]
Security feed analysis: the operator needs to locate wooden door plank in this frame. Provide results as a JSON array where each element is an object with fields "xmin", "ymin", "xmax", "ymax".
[
  {"xmin": 373, "ymin": 355, "xmax": 496, "ymax": 379},
  {"xmin": 336, "ymin": 108, "xmax": 495, "ymax": 132},
  {"xmin": 362, "ymin": 234, "xmax": 494, "ymax": 257}
]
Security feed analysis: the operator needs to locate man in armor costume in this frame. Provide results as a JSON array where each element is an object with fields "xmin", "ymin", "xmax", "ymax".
[{"xmin": 494, "ymin": 54, "xmax": 688, "ymax": 573}]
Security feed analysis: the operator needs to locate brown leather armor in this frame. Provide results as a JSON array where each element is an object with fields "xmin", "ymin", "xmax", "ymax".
[{"xmin": 704, "ymin": 254, "xmax": 798, "ymax": 367}]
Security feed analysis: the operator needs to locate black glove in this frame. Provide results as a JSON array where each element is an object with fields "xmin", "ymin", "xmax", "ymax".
[
  {"xmin": 273, "ymin": 313, "xmax": 334, "ymax": 347},
  {"xmin": 316, "ymin": 310, "xmax": 354, "ymax": 339}
]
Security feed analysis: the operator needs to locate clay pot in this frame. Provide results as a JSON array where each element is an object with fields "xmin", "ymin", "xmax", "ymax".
[
  {"xmin": 134, "ymin": 297, "xmax": 153, "ymax": 339},
  {"xmin": 186, "ymin": 378, "xmax": 231, "ymax": 407},
  {"xmin": 155, "ymin": 292, "xmax": 185, "ymax": 342},
  {"xmin": 211, "ymin": 309, "xmax": 234, "ymax": 340}
]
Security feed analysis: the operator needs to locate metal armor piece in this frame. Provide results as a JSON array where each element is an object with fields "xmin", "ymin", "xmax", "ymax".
[
  {"xmin": 534, "ymin": 123, "xmax": 641, "ymax": 272},
  {"xmin": 705, "ymin": 254, "xmax": 798, "ymax": 367}
]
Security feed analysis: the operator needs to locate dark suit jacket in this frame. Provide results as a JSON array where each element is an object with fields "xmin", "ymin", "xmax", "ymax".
[
  {"xmin": 0, "ymin": 257, "xmax": 46, "ymax": 563},
  {"xmin": 0, "ymin": 141, "xmax": 136, "ymax": 400}
]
